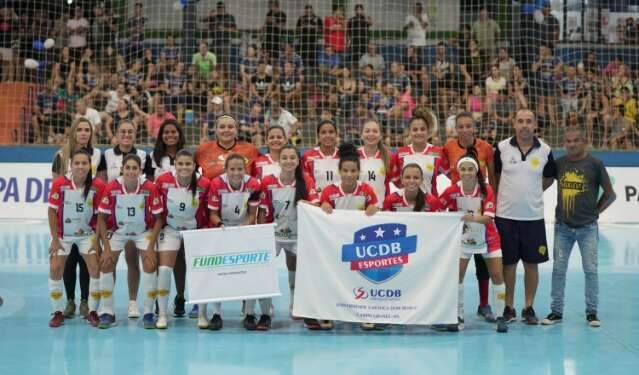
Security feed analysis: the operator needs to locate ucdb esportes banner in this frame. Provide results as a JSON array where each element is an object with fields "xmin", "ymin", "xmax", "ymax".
[
  {"xmin": 182, "ymin": 223, "xmax": 281, "ymax": 304},
  {"xmin": 294, "ymin": 204, "xmax": 463, "ymax": 325}
]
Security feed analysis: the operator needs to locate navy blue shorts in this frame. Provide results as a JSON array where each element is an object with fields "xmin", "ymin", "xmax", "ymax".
[{"xmin": 495, "ymin": 217, "xmax": 549, "ymax": 265}]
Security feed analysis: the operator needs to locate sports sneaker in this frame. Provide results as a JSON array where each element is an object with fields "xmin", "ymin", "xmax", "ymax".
[
  {"xmin": 477, "ymin": 305, "xmax": 496, "ymax": 322},
  {"xmin": 361, "ymin": 322, "xmax": 376, "ymax": 331},
  {"xmin": 503, "ymin": 306, "xmax": 517, "ymax": 323},
  {"xmin": 197, "ymin": 314, "xmax": 209, "ymax": 329},
  {"xmin": 304, "ymin": 318, "xmax": 321, "ymax": 330},
  {"xmin": 587, "ymin": 313, "xmax": 601, "ymax": 327},
  {"xmin": 87, "ymin": 311, "xmax": 100, "ymax": 327},
  {"xmin": 173, "ymin": 296, "xmax": 185, "ymax": 318},
  {"xmin": 256, "ymin": 315, "xmax": 272, "ymax": 331},
  {"xmin": 128, "ymin": 301, "xmax": 140, "ymax": 319},
  {"xmin": 143, "ymin": 313, "xmax": 156, "ymax": 329},
  {"xmin": 521, "ymin": 307, "xmax": 539, "ymax": 325},
  {"xmin": 98, "ymin": 313, "xmax": 116, "ymax": 329},
  {"xmin": 49, "ymin": 311, "xmax": 64, "ymax": 328},
  {"xmin": 319, "ymin": 320, "xmax": 334, "ymax": 330},
  {"xmin": 189, "ymin": 304, "xmax": 199, "ymax": 319},
  {"xmin": 496, "ymin": 317, "xmax": 508, "ymax": 333},
  {"xmin": 208, "ymin": 314, "xmax": 223, "ymax": 331},
  {"xmin": 243, "ymin": 314, "xmax": 258, "ymax": 331},
  {"xmin": 156, "ymin": 314, "xmax": 168, "ymax": 329},
  {"xmin": 63, "ymin": 300, "xmax": 76, "ymax": 319},
  {"xmin": 79, "ymin": 300, "xmax": 89, "ymax": 318},
  {"xmin": 542, "ymin": 312, "xmax": 563, "ymax": 325}
]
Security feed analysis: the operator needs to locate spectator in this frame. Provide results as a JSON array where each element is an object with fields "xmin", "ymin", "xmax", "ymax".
[
  {"xmin": 91, "ymin": 4, "xmax": 116, "ymax": 56},
  {"xmin": 533, "ymin": 4, "xmax": 560, "ymax": 48},
  {"xmin": 162, "ymin": 35, "xmax": 180, "ymax": 64},
  {"xmin": 266, "ymin": 100, "xmax": 300, "ymax": 140},
  {"xmin": 358, "ymin": 43, "xmax": 385, "ymax": 76},
  {"xmin": 31, "ymin": 83, "xmax": 58, "ymax": 143},
  {"xmin": 277, "ymin": 62, "xmax": 302, "ymax": 108},
  {"xmin": 466, "ymin": 85, "xmax": 484, "ymax": 123},
  {"xmin": 531, "ymin": 45, "xmax": 562, "ymax": 128},
  {"xmin": 250, "ymin": 60, "xmax": 274, "ymax": 107},
  {"xmin": 239, "ymin": 102, "xmax": 265, "ymax": 145},
  {"xmin": 624, "ymin": 18, "xmax": 639, "ymax": 44},
  {"xmin": 296, "ymin": 4, "xmax": 323, "ymax": 68},
  {"xmin": 492, "ymin": 47, "xmax": 517, "ymax": 81},
  {"xmin": 53, "ymin": 47, "xmax": 76, "ymax": 89},
  {"xmin": 74, "ymin": 98, "xmax": 103, "ymax": 139},
  {"xmin": 460, "ymin": 39, "xmax": 486, "ymax": 92},
  {"xmin": 145, "ymin": 99, "xmax": 176, "ymax": 143},
  {"xmin": 262, "ymin": 0, "xmax": 287, "ymax": 59},
  {"xmin": 201, "ymin": 96, "xmax": 226, "ymax": 143},
  {"xmin": 485, "ymin": 65, "xmax": 507, "ymax": 116},
  {"xmin": 583, "ymin": 70, "xmax": 608, "ymax": 146},
  {"xmin": 403, "ymin": 2, "xmax": 429, "ymax": 47},
  {"xmin": 387, "ymin": 61, "xmax": 411, "ymax": 95},
  {"xmin": 127, "ymin": 2, "xmax": 147, "ymax": 63},
  {"xmin": 347, "ymin": 4, "xmax": 372, "ymax": 64},
  {"xmin": 343, "ymin": 101, "xmax": 370, "ymax": 145},
  {"xmin": 99, "ymin": 45, "xmax": 125, "ymax": 79},
  {"xmin": 620, "ymin": 87, "xmax": 638, "ymax": 137},
  {"xmin": 51, "ymin": 9, "xmax": 69, "ymax": 54},
  {"xmin": 67, "ymin": 6, "xmax": 89, "ymax": 63},
  {"xmin": 560, "ymin": 65, "xmax": 582, "ymax": 123},
  {"xmin": 278, "ymin": 43, "xmax": 304, "ymax": 75},
  {"xmin": 338, "ymin": 66, "xmax": 358, "ymax": 113},
  {"xmin": 45, "ymin": 102, "xmax": 73, "ymax": 145},
  {"xmin": 610, "ymin": 64, "xmax": 634, "ymax": 98},
  {"xmin": 76, "ymin": 62, "xmax": 102, "ymax": 97},
  {"xmin": 324, "ymin": 5, "xmax": 346, "ymax": 54},
  {"xmin": 432, "ymin": 42, "xmax": 457, "ymax": 120},
  {"xmin": 493, "ymin": 109, "xmax": 556, "ymax": 325},
  {"xmin": 124, "ymin": 59, "xmax": 146, "ymax": 89},
  {"xmin": 192, "ymin": 41, "xmax": 217, "ymax": 88},
  {"xmin": 240, "ymin": 44, "xmax": 260, "ymax": 90},
  {"xmin": 542, "ymin": 126, "xmax": 615, "ymax": 328},
  {"xmin": 403, "ymin": 45, "xmax": 428, "ymax": 96},
  {"xmin": 317, "ymin": 45, "xmax": 341, "ymax": 80},
  {"xmin": 200, "ymin": 1, "xmax": 237, "ymax": 72},
  {"xmin": 472, "ymin": 7, "xmax": 501, "ymax": 60},
  {"xmin": 510, "ymin": 65, "xmax": 529, "ymax": 110}
]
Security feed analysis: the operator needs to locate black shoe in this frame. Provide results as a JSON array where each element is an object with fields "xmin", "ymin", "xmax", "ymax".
[
  {"xmin": 586, "ymin": 313, "xmax": 601, "ymax": 327},
  {"xmin": 173, "ymin": 296, "xmax": 185, "ymax": 318},
  {"xmin": 542, "ymin": 312, "xmax": 563, "ymax": 325},
  {"xmin": 256, "ymin": 315, "xmax": 272, "ymax": 331},
  {"xmin": 304, "ymin": 318, "xmax": 321, "ymax": 330},
  {"xmin": 243, "ymin": 314, "xmax": 257, "ymax": 330},
  {"xmin": 503, "ymin": 306, "xmax": 517, "ymax": 323},
  {"xmin": 208, "ymin": 314, "xmax": 223, "ymax": 331},
  {"xmin": 521, "ymin": 306, "xmax": 539, "ymax": 325},
  {"xmin": 496, "ymin": 317, "xmax": 509, "ymax": 333}
]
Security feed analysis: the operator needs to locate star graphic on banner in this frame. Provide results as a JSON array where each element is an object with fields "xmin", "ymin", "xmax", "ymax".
[
  {"xmin": 393, "ymin": 227, "xmax": 402, "ymax": 236},
  {"xmin": 374, "ymin": 227, "xmax": 385, "ymax": 238},
  {"xmin": 360, "ymin": 234, "xmax": 366, "ymax": 241}
]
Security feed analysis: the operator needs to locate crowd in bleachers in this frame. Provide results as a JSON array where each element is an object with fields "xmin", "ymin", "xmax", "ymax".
[{"xmin": 0, "ymin": 1, "xmax": 637, "ymax": 149}]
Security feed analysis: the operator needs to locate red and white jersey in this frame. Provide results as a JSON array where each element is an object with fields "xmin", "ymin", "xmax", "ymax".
[
  {"xmin": 98, "ymin": 176, "xmax": 163, "ymax": 235},
  {"xmin": 48, "ymin": 175, "xmax": 106, "ymax": 238},
  {"xmin": 358, "ymin": 148, "xmax": 393, "ymax": 207},
  {"xmin": 320, "ymin": 182, "xmax": 378, "ymax": 211},
  {"xmin": 382, "ymin": 189, "xmax": 440, "ymax": 212},
  {"xmin": 156, "ymin": 171, "xmax": 210, "ymax": 231},
  {"xmin": 207, "ymin": 174, "xmax": 261, "ymax": 227},
  {"xmin": 392, "ymin": 144, "xmax": 449, "ymax": 196},
  {"xmin": 302, "ymin": 147, "xmax": 340, "ymax": 193},
  {"xmin": 439, "ymin": 182, "xmax": 499, "ymax": 253},
  {"xmin": 253, "ymin": 153, "xmax": 281, "ymax": 179},
  {"xmin": 260, "ymin": 174, "xmax": 319, "ymax": 242}
]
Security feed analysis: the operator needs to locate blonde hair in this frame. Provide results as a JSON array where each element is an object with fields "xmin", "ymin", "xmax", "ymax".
[
  {"xmin": 362, "ymin": 118, "xmax": 391, "ymax": 172},
  {"xmin": 57, "ymin": 117, "xmax": 94, "ymax": 175}
]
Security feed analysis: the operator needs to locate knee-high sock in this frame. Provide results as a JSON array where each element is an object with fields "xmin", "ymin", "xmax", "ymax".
[
  {"xmin": 49, "ymin": 278, "xmax": 64, "ymax": 313},
  {"xmin": 157, "ymin": 266, "xmax": 172, "ymax": 316},
  {"xmin": 492, "ymin": 282, "xmax": 506, "ymax": 318},
  {"xmin": 142, "ymin": 271, "xmax": 158, "ymax": 315},
  {"xmin": 212, "ymin": 302, "xmax": 222, "ymax": 315},
  {"xmin": 479, "ymin": 279, "xmax": 489, "ymax": 307},
  {"xmin": 458, "ymin": 283, "xmax": 464, "ymax": 319},
  {"xmin": 288, "ymin": 271, "xmax": 295, "ymax": 290},
  {"xmin": 88, "ymin": 278, "xmax": 100, "ymax": 312},
  {"xmin": 245, "ymin": 299, "xmax": 256, "ymax": 315},
  {"xmin": 259, "ymin": 298, "xmax": 272, "ymax": 316},
  {"xmin": 99, "ymin": 272, "xmax": 114, "ymax": 315}
]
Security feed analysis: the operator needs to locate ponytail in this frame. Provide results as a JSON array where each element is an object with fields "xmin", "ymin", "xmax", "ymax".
[
  {"xmin": 413, "ymin": 188, "xmax": 425, "ymax": 212},
  {"xmin": 71, "ymin": 149, "xmax": 93, "ymax": 199},
  {"xmin": 281, "ymin": 144, "xmax": 308, "ymax": 205}
]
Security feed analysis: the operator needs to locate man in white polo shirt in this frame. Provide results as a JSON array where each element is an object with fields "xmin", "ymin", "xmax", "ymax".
[{"xmin": 493, "ymin": 109, "xmax": 556, "ymax": 325}]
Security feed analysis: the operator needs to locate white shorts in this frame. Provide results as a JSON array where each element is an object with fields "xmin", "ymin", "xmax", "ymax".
[
  {"xmin": 275, "ymin": 241, "xmax": 297, "ymax": 256},
  {"xmin": 107, "ymin": 231, "xmax": 154, "ymax": 251},
  {"xmin": 56, "ymin": 234, "xmax": 98, "ymax": 256},
  {"xmin": 158, "ymin": 227, "xmax": 183, "ymax": 252},
  {"xmin": 460, "ymin": 249, "xmax": 502, "ymax": 260},
  {"xmin": 0, "ymin": 48, "xmax": 13, "ymax": 61}
]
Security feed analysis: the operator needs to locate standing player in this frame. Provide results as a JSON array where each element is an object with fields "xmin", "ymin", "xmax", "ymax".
[
  {"xmin": 439, "ymin": 151, "xmax": 508, "ymax": 333},
  {"xmin": 201, "ymin": 154, "xmax": 262, "ymax": 331},
  {"xmin": 96, "ymin": 154, "xmax": 163, "ymax": 329},
  {"xmin": 155, "ymin": 150, "xmax": 210, "ymax": 329},
  {"xmin": 358, "ymin": 119, "xmax": 393, "ymax": 206},
  {"xmin": 258, "ymin": 144, "xmax": 320, "ymax": 326},
  {"xmin": 392, "ymin": 116, "xmax": 449, "ymax": 196},
  {"xmin": 303, "ymin": 120, "xmax": 340, "ymax": 193},
  {"xmin": 319, "ymin": 143, "xmax": 378, "ymax": 331},
  {"xmin": 383, "ymin": 164, "xmax": 440, "ymax": 213},
  {"xmin": 150, "ymin": 120, "xmax": 186, "ymax": 180},
  {"xmin": 48, "ymin": 149, "xmax": 106, "ymax": 328},
  {"xmin": 254, "ymin": 126, "xmax": 286, "ymax": 179},
  {"xmin": 103, "ymin": 120, "xmax": 154, "ymax": 319},
  {"xmin": 443, "ymin": 112, "xmax": 497, "ymax": 322}
]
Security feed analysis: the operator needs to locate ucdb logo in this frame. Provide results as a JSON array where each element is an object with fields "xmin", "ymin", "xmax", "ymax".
[{"xmin": 341, "ymin": 224, "xmax": 417, "ymax": 284}]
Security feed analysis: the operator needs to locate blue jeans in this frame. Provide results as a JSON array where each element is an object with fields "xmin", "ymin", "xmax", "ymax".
[{"xmin": 550, "ymin": 222, "xmax": 599, "ymax": 315}]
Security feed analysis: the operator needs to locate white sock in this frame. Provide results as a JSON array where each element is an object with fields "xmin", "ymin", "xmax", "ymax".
[
  {"xmin": 212, "ymin": 302, "xmax": 222, "ymax": 315},
  {"xmin": 49, "ymin": 278, "xmax": 64, "ymax": 313},
  {"xmin": 99, "ymin": 272, "xmax": 115, "ymax": 315},
  {"xmin": 88, "ymin": 278, "xmax": 100, "ymax": 312},
  {"xmin": 458, "ymin": 283, "xmax": 464, "ymax": 319},
  {"xmin": 259, "ymin": 298, "xmax": 272, "ymax": 316},
  {"xmin": 198, "ymin": 303, "xmax": 208, "ymax": 319},
  {"xmin": 492, "ymin": 282, "xmax": 506, "ymax": 319},
  {"xmin": 142, "ymin": 271, "xmax": 158, "ymax": 315},
  {"xmin": 245, "ymin": 299, "xmax": 256, "ymax": 315},
  {"xmin": 157, "ymin": 266, "xmax": 172, "ymax": 316}
]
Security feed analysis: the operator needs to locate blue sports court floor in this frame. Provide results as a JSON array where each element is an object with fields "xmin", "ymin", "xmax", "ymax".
[{"xmin": 1, "ymin": 219, "xmax": 638, "ymax": 374}]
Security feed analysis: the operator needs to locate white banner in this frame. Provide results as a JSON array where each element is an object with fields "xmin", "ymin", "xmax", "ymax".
[
  {"xmin": 0, "ymin": 163, "xmax": 52, "ymax": 219},
  {"xmin": 294, "ymin": 204, "xmax": 463, "ymax": 325},
  {"xmin": 182, "ymin": 224, "xmax": 281, "ymax": 304}
]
